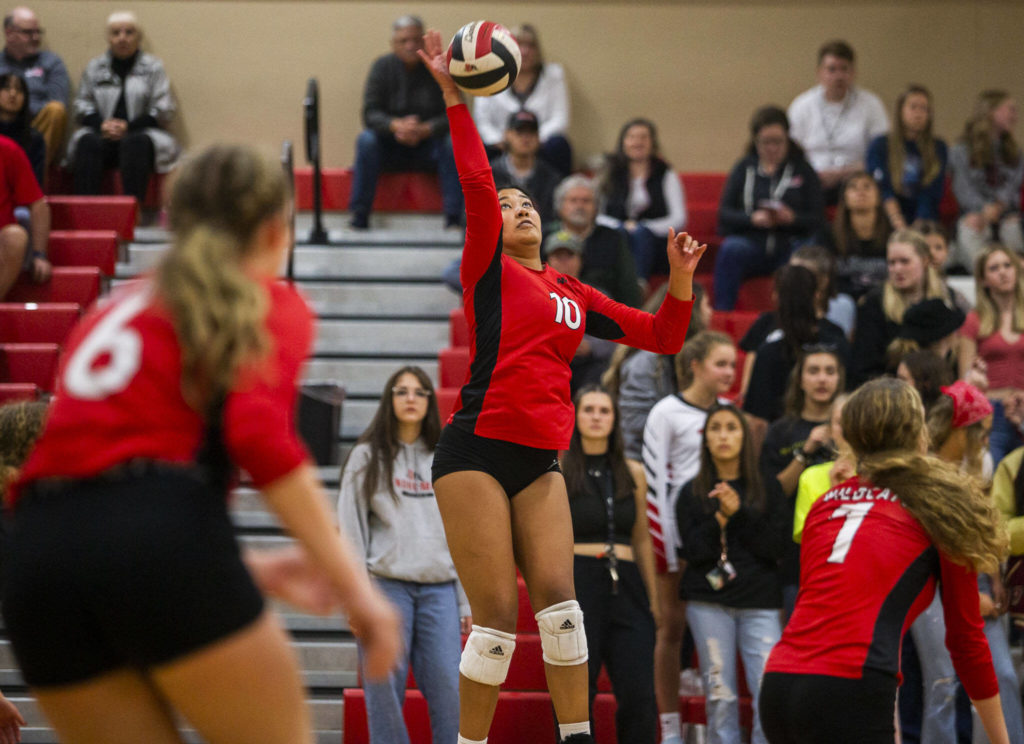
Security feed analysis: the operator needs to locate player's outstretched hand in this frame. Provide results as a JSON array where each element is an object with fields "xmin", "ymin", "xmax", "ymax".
[
  {"xmin": 347, "ymin": 590, "xmax": 403, "ymax": 682},
  {"xmin": 0, "ymin": 693, "xmax": 25, "ymax": 744},
  {"xmin": 417, "ymin": 29, "xmax": 460, "ymax": 100},
  {"xmin": 666, "ymin": 228, "xmax": 707, "ymax": 276}
]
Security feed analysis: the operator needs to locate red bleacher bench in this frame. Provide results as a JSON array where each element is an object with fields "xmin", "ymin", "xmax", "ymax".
[
  {"xmin": 711, "ymin": 310, "xmax": 761, "ymax": 344},
  {"xmin": 436, "ymin": 387, "xmax": 459, "ymax": 423},
  {"xmin": 47, "ymin": 196, "xmax": 136, "ymax": 242},
  {"xmin": 734, "ymin": 276, "xmax": 775, "ymax": 313},
  {"xmin": 0, "ymin": 343, "xmax": 60, "ymax": 390},
  {"xmin": 449, "ymin": 307, "xmax": 469, "ymax": 348},
  {"xmin": 7, "ymin": 266, "xmax": 102, "ymax": 306},
  {"xmin": 438, "ymin": 347, "xmax": 470, "ymax": 388},
  {"xmin": 0, "ymin": 303, "xmax": 80, "ymax": 345},
  {"xmin": 47, "ymin": 230, "xmax": 120, "ymax": 276},
  {"xmin": 0, "ymin": 382, "xmax": 39, "ymax": 403},
  {"xmin": 294, "ymin": 168, "xmax": 443, "ymax": 213}
]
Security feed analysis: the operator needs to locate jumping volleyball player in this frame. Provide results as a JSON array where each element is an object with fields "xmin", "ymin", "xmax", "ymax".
[
  {"xmin": 759, "ymin": 378, "xmax": 1011, "ymax": 744},
  {"xmin": 2, "ymin": 145, "xmax": 401, "ymax": 744},
  {"xmin": 417, "ymin": 29, "xmax": 705, "ymax": 744}
]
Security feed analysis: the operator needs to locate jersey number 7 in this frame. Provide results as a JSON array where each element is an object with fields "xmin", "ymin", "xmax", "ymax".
[{"xmin": 826, "ymin": 502, "xmax": 875, "ymax": 564}]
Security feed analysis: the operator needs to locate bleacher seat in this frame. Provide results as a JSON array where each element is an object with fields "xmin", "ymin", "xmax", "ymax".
[
  {"xmin": 47, "ymin": 231, "xmax": 120, "ymax": 276},
  {"xmin": 0, "ymin": 303, "xmax": 80, "ymax": 345},
  {"xmin": 734, "ymin": 276, "xmax": 775, "ymax": 313},
  {"xmin": 0, "ymin": 382, "xmax": 39, "ymax": 403},
  {"xmin": 47, "ymin": 168, "xmax": 166, "ymax": 210},
  {"xmin": 7, "ymin": 266, "xmax": 102, "ymax": 306},
  {"xmin": 449, "ymin": 308, "xmax": 469, "ymax": 348},
  {"xmin": 436, "ymin": 387, "xmax": 459, "ymax": 423},
  {"xmin": 47, "ymin": 196, "xmax": 136, "ymax": 242},
  {"xmin": 711, "ymin": 310, "xmax": 761, "ymax": 344},
  {"xmin": 438, "ymin": 347, "xmax": 470, "ymax": 388},
  {"xmin": 294, "ymin": 168, "xmax": 443, "ymax": 213},
  {"xmin": 0, "ymin": 343, "xmax": 60, "ymax": 390}
]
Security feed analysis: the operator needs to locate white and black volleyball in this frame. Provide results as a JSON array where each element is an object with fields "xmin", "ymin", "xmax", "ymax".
[{"xmin": 446, "ymin": 21, "xmax": 522, "ymax": 97}]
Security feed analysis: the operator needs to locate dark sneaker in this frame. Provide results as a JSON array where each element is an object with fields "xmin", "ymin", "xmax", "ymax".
[
  {"xmin": 349, "ymin": 214, "xmax": 369, "ymax": 230},
  {"xmin": 561, "ymin": 734, "xmax": 595, "ymax": 744}
]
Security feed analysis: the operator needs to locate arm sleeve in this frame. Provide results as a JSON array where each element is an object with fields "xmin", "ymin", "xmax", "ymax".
[
  {"xmin": 718, "ymin": 162, "xmax": 753, "ymax": 234},
  {"xmin": 992, "ymin": 449, "xmax": 1024, "ymax": 555},
  {"xmin": 362, "ymin": 58, "xmax": 394, "ymax": 135},
  {"xmin": 447, "ymin": 104, "xmax": 502, "ymax": 288},
  {"xmin": 46, "ymin": 55, "xmax": 71, "ymax": 108},
  {"xmin": 867, "ymin": 136, "xmax": 895, "ymax": 201},
  {"xmin": 919, "ymin": 140, "xmax": 948, "ymax": 220},
  {"xmin": 336, "ymin": 445, "xmax": 372, "ymax": 561},
  {"xmin": 536, "ymin": 64, "xmax": 569, "ymax": 141},
  {"xmin": 949, "ymin": 144, "xmax": 985, "ymax": 214},
  {"xmin": 583, "ymin": 285, "xmax": 693, "ymax": 354},
  {"xmin": 146, "ymin": 59, "xmax": 175, "ymax": 126},
  {"xmin": 224, "ymin": 285, "xmax": 314, "ymax": 487},
  {"xmin": 785, "ymin": 163, "xmax": 825, "ymax": 234},
  {"xmin": 642, "ymin": 402, "xmax": 672, "ymax": 552},
  {"xmin": 677, "ymin": 482, "xmax": 723, "ymax": 564},
  {"xmin": 940, "ymin": 557, "xmax": 999, "ymax": 700},
  {"xmin": 640, "ymin": 170, "xmax": 687, "ymax": 236}
]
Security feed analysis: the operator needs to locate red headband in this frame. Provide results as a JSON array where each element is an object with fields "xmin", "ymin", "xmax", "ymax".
[{"xmin": 940, "ymin": 381, "xmax": 993, "ymax": 429}]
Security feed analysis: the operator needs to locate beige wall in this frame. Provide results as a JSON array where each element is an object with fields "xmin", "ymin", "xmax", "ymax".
[{"xmin": 26, "ymin": 1, "xmax": 1024, "ymax": 172}]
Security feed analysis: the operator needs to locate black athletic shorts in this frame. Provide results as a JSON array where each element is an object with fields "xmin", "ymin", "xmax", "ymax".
[
  {"xmin": 431, "ymin": 424, "xmax": 561, "ymax": 497},
  {"xmin": 759, "ymin": 669, "xmax": 899, "ymax": 744},
  {"xmin": 2, "ymin": 461, "xmax": 265, "ymax": 688}
]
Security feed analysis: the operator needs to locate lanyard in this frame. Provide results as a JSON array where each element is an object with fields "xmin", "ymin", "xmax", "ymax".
[{"xmin": 589, "ymin": 458, "xmax": 620, "ymax": 594}]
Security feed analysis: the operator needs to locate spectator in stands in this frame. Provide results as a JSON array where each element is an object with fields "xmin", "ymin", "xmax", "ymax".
[
  {"xmin": 67, "ymin": 11, "xmax": 178, "ymax": 212},
  {"xmin": 787, "ymin": 40, "xmax": 889, "ymax": 204},
  {"xmin": 789, "ymin": 244, "xmax": 856, "ymax": 338},
  {"xmin": 0, "ymin": 72, "xmax": 41, "ymax": 184},
  {"xmin": 759, "ymin": 345, "xmax": 845, "ymax": 614},
  {"xmin": 553, "ymin": 174, "xmax": 642, "ymax": 307},
  {"xmin": 598, "ymin": 118, "xmax": 687, "ymax": 284},
  {"xmin": 642, "ymin": 331, "xmax": 736, "ymax": 744},
  {"xmin": 472, "ymin": 24, "xmax": 571, "ymax": 176},
  {"xmin": 0, "ymin": 131, "xmax": 48, "ymax": 300},
  {"xmin": 490, "ymin": 110, "xmax": 560, "ymax": 227},
  {"xmin": 349, "ymin": 15, "xmax": 461, "ymax": 230},
  {"xmin": 830, "ymin": 171, "xmax": 892, "ymax": 298},
  {"xmin": 0, "ymin": 6, "xmax": 67, "ymax": 176},
  {"xmin": 337, "ymin": 365, "xmax": 467, "ymax": 744},
  {"xmin": 741, "ymin": 264, "xmax": 849, "ymax": 429},
  {"xmin": 566, "ymin": 386, "xmax": 658, "ymax": 744},
  {"xmin": 914, "ymin": 219, "xmax": 972, "ymax": 313},
  {"xmin": 676, "ymin": 402, "xmax": 788, "ymax": 744},
  {"xmin": 959, "ymin": 245, "xmax": 1024, "ymax": 464},
  {"xmin": 948, "ymin": 90, "xmax": 1024, "ymax": 271},
  {"xmin": 850, "ymin": 229, "xmax": 950, "ymax": 386},
  {"xmin": 713, "ymin": 105, "xmax": 824, "ymax": 310},
  {"xmin": 867, "ymin": 84, "xmax": 948, "ymax": 230},
  {"xmin": 886, "ymin": 298, "xmax": 965, "ymax": 380},
  {"xmin": 792, "ymin": 393, "xmax": 852, "ymax": 544},
  {"xmin": 896, "ymin": 348, "xmax": 955, "ymax": 412}
]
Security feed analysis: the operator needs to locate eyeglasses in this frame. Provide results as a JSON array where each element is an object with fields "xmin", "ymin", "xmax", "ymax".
[
  {"xmin": 11, "ymin": 26, "xmax": 43, "ymax": 38},
  {"xmin": 755, "ymin": 136, "xmax": 787, "ymax": 147},
  {"xmin": 392, "ymin": 387, "xmax": 431, "ymax": 399}
]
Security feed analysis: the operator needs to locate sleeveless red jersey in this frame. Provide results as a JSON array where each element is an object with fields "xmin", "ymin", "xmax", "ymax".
[
  {"xmin": 447, "ymin": 104, "xmax": 692, "ymax": 450},
  {"xmin": 14, "ymin": 279, "xmax": 314, "ymax": 502},
  {"xmin": 765, "ymin": 476, "xmax": 997, "ymax": 700}
]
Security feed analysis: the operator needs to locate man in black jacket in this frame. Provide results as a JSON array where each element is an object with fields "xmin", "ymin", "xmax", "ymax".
[{"xmin": 348, "ymin": 15, "xmax": 463, "ymax": 230}]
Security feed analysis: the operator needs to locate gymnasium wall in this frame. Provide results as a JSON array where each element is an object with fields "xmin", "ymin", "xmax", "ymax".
[{"xmin": 29, "ymin": 1, "xmax": 1024, "ymax": 172}]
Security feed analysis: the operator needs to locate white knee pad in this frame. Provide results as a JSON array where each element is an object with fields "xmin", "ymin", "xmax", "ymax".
[
  {"xmin": 535, "ymin": 600, "xmax": 588, "ymax": 666},
  {"xmin": 459, "ymin": 625, "xmax": 516, "ymax": 687}
]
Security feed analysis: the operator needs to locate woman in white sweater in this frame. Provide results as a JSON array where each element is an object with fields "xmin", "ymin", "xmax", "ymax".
[{"xmin": 338, "ymin": 365, "xmax": 469, "ymax": 744}]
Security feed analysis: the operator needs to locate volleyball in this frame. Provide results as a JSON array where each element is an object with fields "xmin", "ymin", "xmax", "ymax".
[{"xmin": 446, "ymin": 21, "xmax": 522, "ymax": 97}]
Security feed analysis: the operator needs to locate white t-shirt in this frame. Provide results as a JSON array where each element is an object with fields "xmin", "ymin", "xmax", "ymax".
[
  {"xmin": 472, "ymin": 62, "xmax": 570, "ymax": 145},
  {"xmin": 788, "ymin": 85, "xmax": 889, "ymax": 173}
]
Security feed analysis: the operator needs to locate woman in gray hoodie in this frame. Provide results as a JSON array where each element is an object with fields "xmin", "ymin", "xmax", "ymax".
[{"xmin": 338, "ymin": 365, "xmax": 469, "ymax": 744}]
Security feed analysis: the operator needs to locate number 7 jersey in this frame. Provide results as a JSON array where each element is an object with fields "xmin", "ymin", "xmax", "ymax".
[
  {"xmin": 446, "ymin": 103, "xmax": 692, "ymax": 450},
  {"xmin": 765, "ymin": 475, "xmax": 998, "ymax": 701}
]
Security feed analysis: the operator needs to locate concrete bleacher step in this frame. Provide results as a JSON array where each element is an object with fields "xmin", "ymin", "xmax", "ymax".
[
  {"xmin": 315, "ymin": 319, "xmax": 448, "ymax": 356},
  {"xmin": 304, "ymin": 358, "xmax": 438, "ymax": 397},
  {"xmin": 301, "ymin": 282, "xmax": 458, "ymax": 319}
]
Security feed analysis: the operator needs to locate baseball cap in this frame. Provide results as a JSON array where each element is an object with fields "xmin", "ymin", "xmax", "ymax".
[
  {"xmin": 507, "ymin": 110, "xmax": 539, "ymax": 132},
  {"xmin": 543, "ymin": 229, "xmax": 583, "ymax": 256}
]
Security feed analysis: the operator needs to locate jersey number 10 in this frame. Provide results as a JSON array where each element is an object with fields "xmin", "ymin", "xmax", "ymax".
[{"xmin": 549, "ymin": 292, "xmax": 582, "ymax": 330}]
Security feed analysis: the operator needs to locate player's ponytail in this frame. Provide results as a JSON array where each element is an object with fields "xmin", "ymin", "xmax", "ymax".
[
  {"xmin": 842, "ymin": 377, "xmax": 1007, "ymax": 573},
  {"xmin": 156, "ymin": 145, "xmax": 287, "ymax": 408}
]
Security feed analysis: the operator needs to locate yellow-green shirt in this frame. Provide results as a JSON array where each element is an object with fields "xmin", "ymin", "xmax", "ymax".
[
  {"xmin": 793, "ymin": 462, "xmax": 834, "ymax": 543},
  {"xmin": 991, "ymin": 446, "xmax": 1024, "ymax": 556}
]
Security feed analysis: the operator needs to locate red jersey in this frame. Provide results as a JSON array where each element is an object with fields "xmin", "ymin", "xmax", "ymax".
[
  {"xmin": 447, "ymin": 104, "xmax": 692, "ymax": 450},
  {"xmin": 14, "ymin": 279, "xmax": 314, "ymax": 502},
  {"xmin": 765, "ymin": 476, "xmax": 997, "ymax": 700},
  {"xmin": 0, "ymin": 133, "xmax": 42, "ymax": 226}
]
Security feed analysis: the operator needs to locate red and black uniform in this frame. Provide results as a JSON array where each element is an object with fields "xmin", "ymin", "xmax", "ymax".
[
  {"xmin": 432, "ymin": 104, "xmax": 691, "ymax": 494},
  {"xmin": 5, "ymin": 279, "xmax": 314, "ymax": 687},
  {"xmin": 760, "ymin": 476, "xmax": 997, "ymax": 744}
]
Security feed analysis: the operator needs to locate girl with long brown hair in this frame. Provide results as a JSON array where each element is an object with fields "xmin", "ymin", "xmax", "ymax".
[{"xmin": 830, "ymin": 172, "xmax": 892, "ymax": 297}]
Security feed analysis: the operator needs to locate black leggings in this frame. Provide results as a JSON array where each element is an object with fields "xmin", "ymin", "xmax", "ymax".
[
  {"xmin": 760, "ymin": 670, "xmax": 898, "ymax": 744},
  {"xmin": 74, "ymin": 130, "xmax": 155, "ymax": 204}
]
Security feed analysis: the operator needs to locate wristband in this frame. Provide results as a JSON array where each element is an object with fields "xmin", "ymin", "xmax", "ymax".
[
  {"xmin": 31, "ymin": 250, "xmax": 47, "ymax": 261},
  {"xmin": 793, "ymin": 449, "xmax": 808, "ymax": 465}
]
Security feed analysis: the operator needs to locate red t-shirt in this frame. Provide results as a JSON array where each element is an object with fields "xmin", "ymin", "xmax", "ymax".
[
  {"xmin": 14, "ymin": 278, "xmax": 314, "ymax": 502},
  {"xmin": 0, "ymin": 133, "xmax": 42, "ymax": 227},
  {"xmin": 960, "ymin": 310, "xmax": 1024, "ymax": 391},
  {"xmin": 765, "ymin": 476, "xmax": 997, "ymax": 700},
  {"xmin": 447, "ymin": 104, "xmax": 692, "ymax": 450}
]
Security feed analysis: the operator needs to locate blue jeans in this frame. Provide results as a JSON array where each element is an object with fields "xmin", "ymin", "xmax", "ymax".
[
  {"xmin": 712, "ymin": 235, "xmax": 791, "ymax": 310},
  {"xmin": 348, "ymin": 129, "xmax": 464, "ymax": 222},
  {"xmin": 359, "ymin": 577, "xmax": 461, "ymax": 744},
  {"xmin": 908, "ymin": 594, "xmax": 959, "ymax": 744},
  {"xmin": 977, "ymin": 575, "xmax": 1024, "ymax": 744},
  {"xmin": 623, "ymin": 224, "xmax": 666, "ymax": 280},
  {"xmin": 989, "ymin": 400, "xmax": 1021, "ymax": 468},
  {"xmin": 686, "ymin": 601, "xmax": 781, "ymax": 744}
]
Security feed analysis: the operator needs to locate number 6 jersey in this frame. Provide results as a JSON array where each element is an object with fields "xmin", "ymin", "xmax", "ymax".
[
  {"xmin": 447, "ymin": 102, "xmax": 692, "ymax": 450},
  {"xmin": 765, "ymin": 475, "xmax": 998, "ymax": 701}
]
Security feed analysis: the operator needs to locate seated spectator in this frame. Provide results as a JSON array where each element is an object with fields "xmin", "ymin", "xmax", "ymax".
[
  {"xmin": 787, "ymin": 40, "xmax": 888, "ymax": 204},
  {"xmin": 0, "ymin": 6, "xmax": 68, "ymax": 176},
  {"xmin": 850, "ymin": 229, "xmax": 951, "ymax": 386},
  {"xmin": 0, "ymin": 132, "xmax": 48, "ymax": 300},
  {"xmin": 741, "ymin": 265, "xmax": 849, "ymax": 430},
  {"xmin": 948, "ymin": 89, "xmax": 1024, "ymax": 271},
  {"xmin": 790, "ymin": 244, "xmax": 856, "ymax": 338},
  {"xmin": 829, "ymin": 171, "xmax": 891, "ymax": 298},
  {"xmin": 895, "ymin": 348, "xmax": 955, "ymax": 412},
  {"xmin": 914, "ymin": 219, "xmax": 971, "ymax": 313},
  {"xmin": 348, "ymin": 15, "xmax": 461, "ymax": 230},
  {"xmin": 553, "ymin": 174, "xmax": 642, "ymax": 307},
  {"xmin": 490, "ymin": 110, "xmax": 560, "ymax": 227},
  {"xmin": 471, "ymin": 24, "xmax": 571, "ymax": 176},
  {"xmin": 597, "ymin": 118, "xmax": 686, "ymax": 283},
  {"xmin": 886, "ymin": 297, "xmax": 965, "ymax": 373},
  {"xmin": 67, "ymin": 11, "xmax": 178, "ymax": 210},
  {"xmin": 959, "ymin": 244, "xmax": 1024, "ymax": 464},
  {"xmin": 0, "ymin": 72, "xmax": 41, "ymax": 185},
  {"xmin": 867, "ymin": 84, "xmax": 948, "ymax": 230},
  {"xmin": 713, "ymin": 105, "xmax": 824, "ymax": 310}
]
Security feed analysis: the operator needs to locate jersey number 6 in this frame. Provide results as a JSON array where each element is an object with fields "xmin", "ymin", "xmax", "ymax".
[
  {"xmin": 64, "ymin": 289, "xmax": 150, "ymax": 400},
  {"xmin": 549, "ymin": 292, "xmax": 582, "ymax": 330}
]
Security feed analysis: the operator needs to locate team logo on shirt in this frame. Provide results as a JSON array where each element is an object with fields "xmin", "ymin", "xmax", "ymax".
[{"xmin": 395, "ymin": 470, "xmax": 434, "ymax": 498}]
